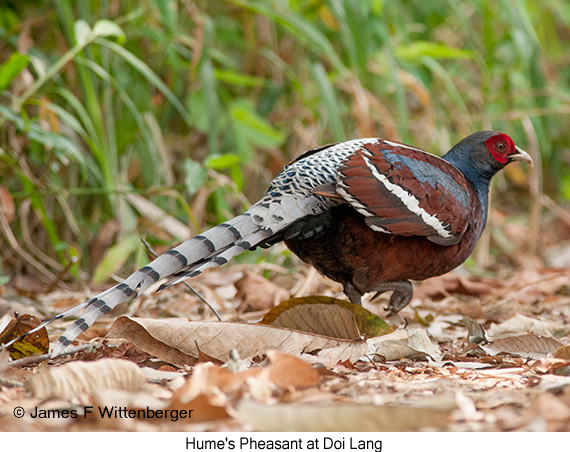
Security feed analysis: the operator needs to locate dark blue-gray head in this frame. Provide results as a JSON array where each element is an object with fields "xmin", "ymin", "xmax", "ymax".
[{"xmin": 442, "ymin": 131, "xmax": 532, "ymax": 188}]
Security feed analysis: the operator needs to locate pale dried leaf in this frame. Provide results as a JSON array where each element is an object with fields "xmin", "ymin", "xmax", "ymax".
[
  {"xmin": 25, "ymin": 358, "xmax": 148, "ymax": 399},
  {"xmin": 481, "ymin": 334, "xmax": 563, "ymax": 358},
  {"xmin": 366, "ymin": 329, "xmax": 442, "ymax": 361},
  {"xmin": 170, "ymin": 362, "xmax": 268, "ymax": 415},
  {"xmin": 272, "ymin": 304, "xmax": 360, "ymax": 339},
  {"xmin": 108, "ymin": 317, "xmax": 367, "ymax": 364},
  {"xmin": 236, "ymin": 399, "xmax": 454, "ymax": 431},
  {"xmin": 175, "ymin": 362, "xmax": 259, "ymax": 402},
  {"xmin": 106, "ymin": 316, "xmax": 197, "ymax": 367},
  {"xmin": 489, "ymin": 313, "xmax": 555, "ymax": 338}
]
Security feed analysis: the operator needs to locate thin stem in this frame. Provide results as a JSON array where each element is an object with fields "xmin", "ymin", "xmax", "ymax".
[{"xmin": 140, "ymin": 237, "xmax": 222, "ymax": 321}]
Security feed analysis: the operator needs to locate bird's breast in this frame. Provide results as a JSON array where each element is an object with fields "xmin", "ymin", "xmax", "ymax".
[{"xmin": 285, "ymin": 204, "xmax": 485, "ymax": 293}]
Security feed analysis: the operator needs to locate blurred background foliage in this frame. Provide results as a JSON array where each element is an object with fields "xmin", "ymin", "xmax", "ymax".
[{"xmin": 0, "ymin": 0, "xmax": 569, "ymax": 287}]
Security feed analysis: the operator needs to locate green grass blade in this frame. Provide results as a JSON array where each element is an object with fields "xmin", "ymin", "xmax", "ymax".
[
  {"xmin": 96, "ymin": 38, "xmax": 191, "ymax": 126},
  {"xmin": 311, "ymin": 61, "xmax": 346, "ymax": 142}
]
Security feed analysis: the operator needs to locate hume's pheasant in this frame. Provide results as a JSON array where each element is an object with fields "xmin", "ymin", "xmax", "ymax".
[{"xmin": 4, "ymin": 131, "xmax": 532, "ymax": 355}]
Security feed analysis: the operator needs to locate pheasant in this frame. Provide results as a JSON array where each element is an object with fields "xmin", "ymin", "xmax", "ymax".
[{"xmin": 3, "ymin": 131, "xmax": 531, "ymax": 355}]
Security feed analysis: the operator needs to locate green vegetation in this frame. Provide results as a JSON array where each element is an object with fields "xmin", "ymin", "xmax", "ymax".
[{"xmin": 1, "ymin": 0, "xmax": 569, "ymax": 284}]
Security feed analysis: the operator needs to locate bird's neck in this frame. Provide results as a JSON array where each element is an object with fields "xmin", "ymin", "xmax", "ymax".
[{"xmin": 442, "ymin": 151, "xmax": 493, "ymax": 223}]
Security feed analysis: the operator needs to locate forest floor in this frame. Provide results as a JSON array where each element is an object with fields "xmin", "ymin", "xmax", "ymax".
[{"xmin": 1, "ymin": 217, "xmax": 569, "ymax": 432}]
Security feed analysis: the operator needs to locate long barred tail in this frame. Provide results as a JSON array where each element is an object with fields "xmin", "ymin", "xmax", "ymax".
[
  {"xmin": 3, "ymin": 144, "xmax": 334, "ymax": 357},
  {"xmin": 3, "ymin": 210, "xmax": 279, "ymax": 356}
]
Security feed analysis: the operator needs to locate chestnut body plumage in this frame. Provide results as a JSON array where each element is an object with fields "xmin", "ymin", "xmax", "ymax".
[
  {"xmin": 3, "ymin": 131, "xmax": 532, "ymax": 355},
  {"xmin": 285, "ymin": 200, "xmax": 485, "ymax": 313}
]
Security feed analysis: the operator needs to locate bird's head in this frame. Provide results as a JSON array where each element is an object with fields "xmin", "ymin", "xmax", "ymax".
[
  {"xmin": 483, "ymin": 132, "xmax": 533, "ymax": 167},
  {"xmin": 444, "ymin": 131, "xmax": 533, "ymax": 183}
]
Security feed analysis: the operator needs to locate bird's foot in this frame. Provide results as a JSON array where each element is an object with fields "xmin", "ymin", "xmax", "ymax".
[
  {"xmin": 372, "ymin": 280, "xmax": 413, "ymax": 317},
  {"xmin": 345, "ymin": 280, "xmax": 413, "ymax": 315}
]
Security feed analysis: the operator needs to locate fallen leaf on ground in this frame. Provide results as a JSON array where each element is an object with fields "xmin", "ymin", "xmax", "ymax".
[
  {"xmin": 0, "ymin": 313, "xmax": 49, "ymax": 359},
  {"xmin": 107, "ymin": 316, "xmax": 367, "ymax": 364},
  {"xmin": 25, "ymin": 358, "xmax": 149, "ymax": 399},
  {"xmin": 262, "ymin": 350, "xmax": 321, "ymax": 390},
  {"xmin": 166, "ymin": 351, "xmax": 321, "ymax": 422},
  {"xmin": 506, "ymin": 268, "xmax": 570, "ymax": 305},
  {"xmin": 262, "ymin": 296, "xmax": 392, "ymax": 338},
  {"xmin": 481, "ymin": 334, "xmax": 563, "ymax": 358},
  {"xmin": 366, "ymin": 329, "xmax": 442, "ymax": 362},
  {"xmin": 554, "ymin": 345, "xmax": 570, "ymax": 361},
  {"xmin": 488, "ymin": 313, "xmax": 555, "ymax": 338},
  {"xmin": 106, "ymin": 317, "xmax": 198, "ymax": 367},
  {"xmin": 169, "ymin": 389, "xmax": 231, "ymax": 424},
  {"xmin": 166, "ymin": 364, "xmax": 244, "ymax": 422},
  {"xmin": 271, "ymin": 304, "xmax": 360, "ymax": 339}
]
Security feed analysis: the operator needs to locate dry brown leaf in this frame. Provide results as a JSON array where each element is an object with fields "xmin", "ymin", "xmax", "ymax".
[
  {"xmin": 262, "ymin": 296, "xmax": 392, "ymax": 338},
  {"xmin": 271, "ymin": 304, "xmax": 360, "ymax": 339},
  {"xmin": 554, "ymin": 345, "xmax": 570, "ymax": 361},
  {"xmin": 236, "ymin": 399, "xmax": 454, "ymax": 431},
  {"xmin": 106, "ymin": 316, "xmax": 197, "ymax": 367},
  {"xmin": 510, "ymin": 268, "xmax": 570, "ymax": 299},
  {"xmin": 167, "ymin": 362, "xmax": 258, "ymax": 422},
  {"xmin": 526, "ymin": 358, "xmax": 570, "ymax": 376},
  {"xmin": 178, "ymin": 362, "xmax": 261, "ymax": 400},
  {"xmin": 0, "ymin": 313, "xmax": 49, "ymax": 359},
  {"xmin": 366, "ymin": 329, "xmax": 442, "ymax": 362},
  {"xmin": 263, "ymin": 351, "xmax": 321, "ymax": 389},
  {"xmin": 481, "ymin": 334, "xmax": 563, "ymax": 358},
  {"xmin": 196, "ymin": 342, "xmax": 225, "ymax": 366},
  {"xmin": 107, "ymin": 317, "xmax": 367, "ymax": 364},
  {"xmin": 235, "ymin": 271, "xmax": 289, "ymax": 311},
  {"xmin": 25, "ymin": 358, "xmax": 148, "ymax": 399}
]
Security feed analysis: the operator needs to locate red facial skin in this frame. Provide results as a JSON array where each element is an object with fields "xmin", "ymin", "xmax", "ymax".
[{"xmin": 485, "ymin": 133, "xmax": 516, "ymax": 165}]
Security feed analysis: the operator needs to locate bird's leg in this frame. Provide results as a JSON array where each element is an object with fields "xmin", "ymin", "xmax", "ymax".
[
  {"xmin": 371, "ymin": 280, "xmax": 413, "ymax": 316},
  {"xmin": 344, "ymin": 282, "xmax": 363, "ymax": 305}
]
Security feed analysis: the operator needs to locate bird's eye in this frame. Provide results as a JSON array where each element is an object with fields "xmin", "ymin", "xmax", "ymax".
[{"xmin": 495, "ymin": 141, "xmax": 507, "ymax": 152}]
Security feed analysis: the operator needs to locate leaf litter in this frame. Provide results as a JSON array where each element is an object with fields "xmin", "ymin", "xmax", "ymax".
[{"xmin": 1, "ymin": 251, "xmax": 570, "ymax": 432}]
